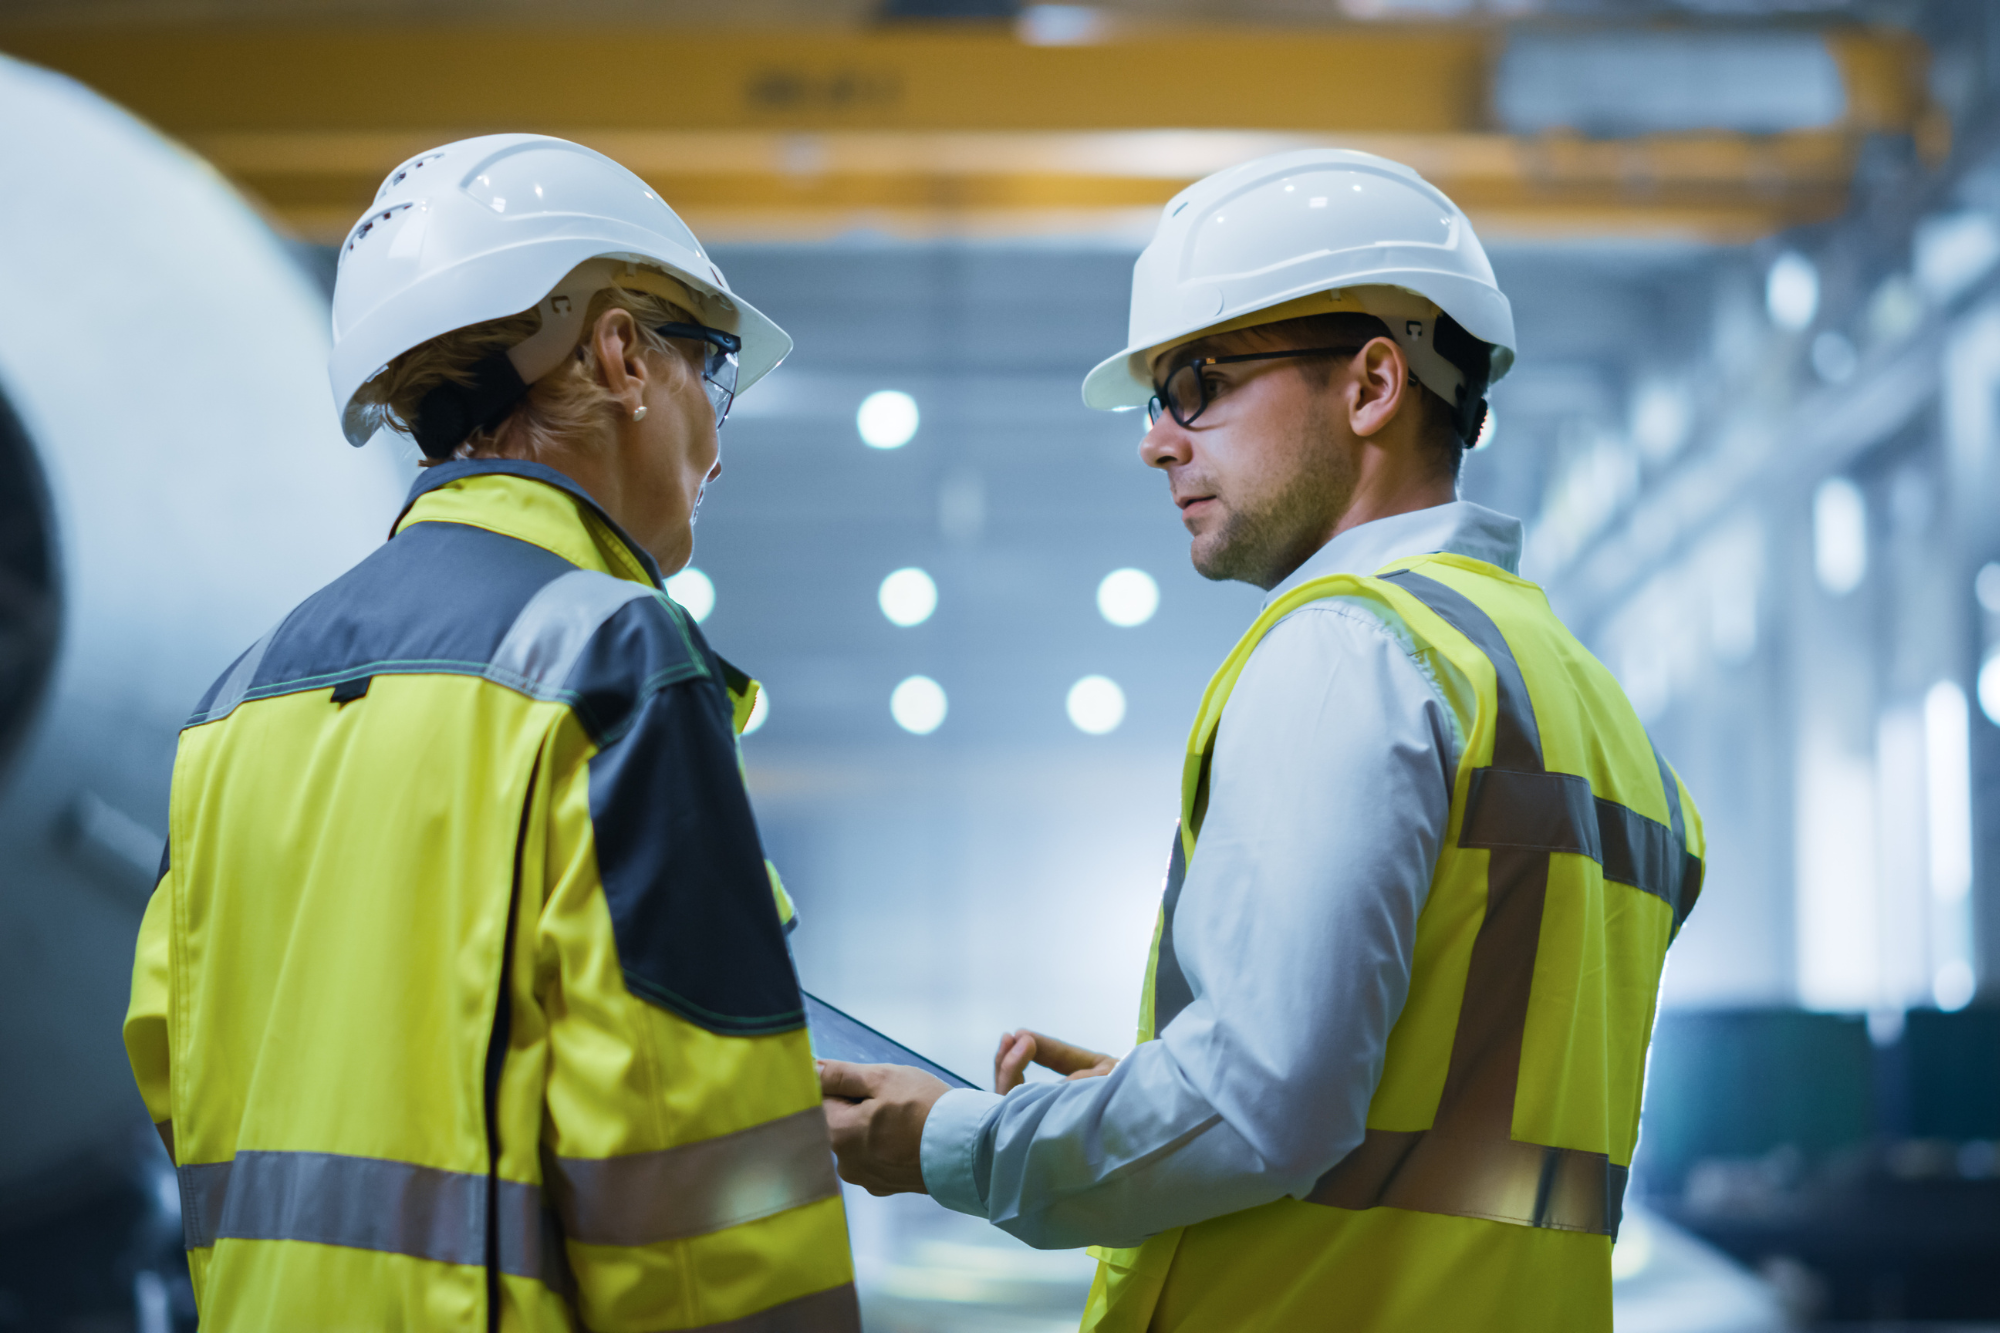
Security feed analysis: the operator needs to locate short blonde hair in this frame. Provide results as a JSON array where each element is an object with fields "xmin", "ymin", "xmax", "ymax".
[{"xmin": 352, "ymin": 268, "xmax": 701, "ymax": 463}]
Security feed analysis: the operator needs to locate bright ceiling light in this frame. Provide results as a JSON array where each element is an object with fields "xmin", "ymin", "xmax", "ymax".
[
  {"xmin": 1975, "ymin": 562, "xmax": 2000, "ymax": 614},
  {"xmin": 742, "ymin": 687, "xmax": 769, "ymax": 735},
  {"xmin": 1096, "ymin": 568, "xmax": 1159, "ymax": 627},
  {"xmin": 1935, "ymin": 958, "xmax": 1976, "ymax": 1012},
  {"xmin": 890, "ymin": 675, "xmax": 947, "ymax": 735},
  {"xmin": 1766, "ymin": 251, "xmax": 1820, "ymax": 332},
  {"xmin": 1812, "ymin": 476, "xmax": 1866, "ymax": 595},
  {"xmin": 1978, "ymin": 651, "xmax": 2000, "ymax": 726},
  {"xmin": 858, "ymin": 390, "xmax": 919, "ymax": 449},
  {"xmin": 879, "ymin": 567, "xmax": 938, "ymax": 627},
  {"xmin": 1066, "ymin": 675, "xmax": 1126, "ymax": 735},
  {"xmin": 665, "ymin": 566, "xmax": 714, "ymax": 622}
]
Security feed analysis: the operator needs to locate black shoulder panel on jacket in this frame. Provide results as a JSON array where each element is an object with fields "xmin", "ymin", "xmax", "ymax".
[
  {"xmin": 185, "ymin": 522, "xmax": 606, "ymax": 726},
  {"xmin": 557, "ymin": 596, "xmax": 710, "ymax": 746},
  {"xmin": 584, "ymin": 668, "xmax": 803, "ymax": 1036}
]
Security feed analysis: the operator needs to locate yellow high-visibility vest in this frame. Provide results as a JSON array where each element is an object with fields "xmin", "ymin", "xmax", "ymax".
[
  {"xmin": 124, "ymin": 460, "xmax": 856, "ymax": 1332},
  {"xmin": 1082, "ymin": 551, "xmax": 1704, "ymax": 1333}
]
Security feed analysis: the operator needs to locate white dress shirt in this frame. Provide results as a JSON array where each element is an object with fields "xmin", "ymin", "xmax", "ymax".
[{"xmin": 918, "ymin": 501, "xmax": 1525, "ymax": 1250}]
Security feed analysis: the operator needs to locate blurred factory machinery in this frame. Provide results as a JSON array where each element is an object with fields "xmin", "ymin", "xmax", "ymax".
[{"xmin": 3, "ymin": 0, "xmax": 1999, "ymax": 1328}]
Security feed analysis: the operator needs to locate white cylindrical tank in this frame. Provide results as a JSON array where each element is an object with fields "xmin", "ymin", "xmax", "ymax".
[{"xmin": 0, "ymin": 54, "xmax": 407, "ymax": 1199}]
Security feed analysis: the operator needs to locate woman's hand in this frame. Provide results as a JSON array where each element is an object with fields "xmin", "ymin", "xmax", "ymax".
[{"xmin": 993, "ymin": 1030, "xmax": 1119, "ymax": 1094}]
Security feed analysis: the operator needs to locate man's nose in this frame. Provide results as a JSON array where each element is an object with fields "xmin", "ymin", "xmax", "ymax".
[{"xmin": 1139, "ymin": 414, "xmax": 1191, "ymax": 470}]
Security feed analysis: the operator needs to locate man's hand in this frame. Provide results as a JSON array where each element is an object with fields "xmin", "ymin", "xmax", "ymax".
[
  {"xmin": 819, "ymin": 1060, "xmax": 950, "ymax": 1197},
  {"xmin": 993, "ymin": 1030, "xmax": 1119, "ymax": 1094}
]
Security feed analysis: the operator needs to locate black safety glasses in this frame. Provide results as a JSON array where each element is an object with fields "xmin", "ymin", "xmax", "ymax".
[
  {"xmin": 1148, "ymin": 345, "xmax": 1368, "ymax": 428},
  {"xmin": 655, "ymin": 321, "xmax": 743, "ymax": 429}
]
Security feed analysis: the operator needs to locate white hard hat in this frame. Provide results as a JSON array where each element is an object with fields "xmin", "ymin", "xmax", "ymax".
[
  {"xmin": 328, "ymin": 133, "xmax": 791, "ymax": 451},
  {"xmin": 1083, "ymin": 148, "xmax": 1515, "ymax": 441}
]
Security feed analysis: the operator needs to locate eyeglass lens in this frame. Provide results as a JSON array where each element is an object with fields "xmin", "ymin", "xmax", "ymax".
[
  {"xmin": 703, "ymin": 348, "xmax": 739, "ymax": 428},
  {"xmin": 1148, "ymin": 362, "xmax": 1206, "ymax": 428}
]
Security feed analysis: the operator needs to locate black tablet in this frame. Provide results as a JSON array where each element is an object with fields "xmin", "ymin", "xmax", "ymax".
[{"xmin": 804, "ymin": 991, "xmax": 976, "ymax": 1091}]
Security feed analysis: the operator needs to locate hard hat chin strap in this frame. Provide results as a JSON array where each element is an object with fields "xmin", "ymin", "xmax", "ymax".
[
  {"xmin": 412, "ymin": 355, "xmax": 529, "ymax": 460},
  {"xmin": 1431, "ymin": 311, "xmax": 1493, "ymax": 444},
  {"xmin": 1390, "ymin": 308, "xmax": 1492, "ymax": 445}
]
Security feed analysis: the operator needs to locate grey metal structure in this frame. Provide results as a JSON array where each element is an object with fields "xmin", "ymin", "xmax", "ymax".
[{"xmin": 0, "ymin": 55, "xmax": 406, "ymax": 1205}]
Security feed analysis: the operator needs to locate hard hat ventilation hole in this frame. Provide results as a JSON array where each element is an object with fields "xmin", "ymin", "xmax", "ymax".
[
  {"xmin": 376, "ymin": 153, "xmax": 445, "ymax": 201},
  {"xmin": 345, "ymin": 203, "xmax": 413, "ymax": 254}
]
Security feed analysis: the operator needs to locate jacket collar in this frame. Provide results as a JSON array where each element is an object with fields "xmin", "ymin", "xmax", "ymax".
[
  {"xmin": 392, "ymin": 458, "xmax": 665, "ymax": 587},
  {"xmin": 1262, "ymin": 500, "xmax": 1524, "ymax": 610}
]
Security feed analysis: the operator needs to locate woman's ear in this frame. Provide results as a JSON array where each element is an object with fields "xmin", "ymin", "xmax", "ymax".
[
  {"xmin": 1347, "ymin": 337, "xmax": 1410, "ymax": 440},
  {"xmin": 588, "ymin": 307, "xmax": 652, "ymax": 415}
]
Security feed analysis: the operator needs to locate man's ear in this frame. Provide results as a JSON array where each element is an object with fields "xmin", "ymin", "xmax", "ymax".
[{"xmin": 1347, "ymin": 337, "xmax": 1411, "ymax": 440}]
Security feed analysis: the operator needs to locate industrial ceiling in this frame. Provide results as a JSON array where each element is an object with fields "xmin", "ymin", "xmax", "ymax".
[{"xmin": 0, "ymin": 0, "xmax": 1938, "ymax": 245}]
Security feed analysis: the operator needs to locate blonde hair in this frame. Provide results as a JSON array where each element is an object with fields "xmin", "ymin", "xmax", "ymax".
[{"xmin": 352, "ymin": 268, "xmax": 702, "ymax": 463}]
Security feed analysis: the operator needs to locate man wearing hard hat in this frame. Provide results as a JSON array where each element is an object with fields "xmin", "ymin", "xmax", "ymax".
[
  {"xmin": 820, "ymin": 148, "xmax": 1706, "ymax": 1331},
  {"xmin": 124, "ymin": 136, "xmax": 857, "ymax": 1329}
]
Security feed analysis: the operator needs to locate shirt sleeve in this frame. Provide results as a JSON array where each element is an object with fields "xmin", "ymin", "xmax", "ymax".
[{"xmin": 919, "ymin": 598, "xmax": 1456, "ymax": 1249}]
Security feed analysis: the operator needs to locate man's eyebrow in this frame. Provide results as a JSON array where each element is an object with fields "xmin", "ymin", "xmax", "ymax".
[{"xmin": 1153, "ymin": 339, "xmax": 1229, "ymax": 379}]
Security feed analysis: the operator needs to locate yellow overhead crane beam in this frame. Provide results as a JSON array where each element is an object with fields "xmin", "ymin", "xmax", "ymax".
[{"xmin": 0, "ymin": 23, "xmax": 1936, "ymax": 243}]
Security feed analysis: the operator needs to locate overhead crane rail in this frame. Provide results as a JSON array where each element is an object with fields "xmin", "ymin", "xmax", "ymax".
[{"xmin": 0, "ymin": 22, "xmax": 1936, "ymax": 242}]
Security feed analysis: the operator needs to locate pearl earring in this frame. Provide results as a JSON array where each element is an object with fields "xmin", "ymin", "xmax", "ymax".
[{"xmin": 632, "ymin": 405, "xmax": 648, "ymax": 422}]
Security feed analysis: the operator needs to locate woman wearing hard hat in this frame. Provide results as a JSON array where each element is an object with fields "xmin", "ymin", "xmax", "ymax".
[
  {"xmin": 822, "ymin": 148, "xmax": 1703, "ymax": 1333},
  {"xmin": 123, "ymin": 136, "xmax": 857, "ymax": 1331}
]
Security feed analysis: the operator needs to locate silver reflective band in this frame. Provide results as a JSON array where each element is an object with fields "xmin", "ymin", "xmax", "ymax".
[
  {"xmin": 1308, "ymin": 1128, "xmax": 1626, "ymax": 1237},
  {"xmin": 1458, "ymin": 766, "xmax": 1694, "ymax": 926},
  {"xmin": 1384, "ymin": 569, "xmax": 1701, "ymax": 929},
  {"xmin": 488, "ymin": 568, "xmax": 655, "ymax": 693},
  {"xmin": 551, "ymin": 1106, "xmax": 839, "ymax": 1247},
  {"xmin": 655, "ymin": 1282, "xmax": 862, "ymax": 1333},
  {"xmin": 178, "ymin": 1151, "xmax": 565, "ymax": 1286}
]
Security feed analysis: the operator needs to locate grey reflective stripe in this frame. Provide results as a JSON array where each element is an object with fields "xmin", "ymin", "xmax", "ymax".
[
  {"xmin": 178, "ymin": 1151, "xmax": 565, "ymax": 1285},
  {"xmin": 177, "ymin": 1160, "xmax": 230, "ymax": 1248},
  {"xmin": 1306, "ymin": 1127, "xmax": 1626, "ymax": 1237},
  {"xmin": 1379, "ymin": 568, "xmax": 1654, "ymax": 1240},
  {"xmin": 551, "ymin": 1106, "xmax": 840, "ymax": 1247},
  {"xmin": 1150, "ymin": 831, "xmax": 1196, "ymax": 1036},
  {"xmin": 1381, "ymin": 568, "xmax": 1557, "ymax": 1167},
  {"xmin": 488, "ymin": 568, "xmax": 653, "ymax": 693},
  {"xmin": 651, "ymin": 1283, "xmax": 862, "ymax": 1333},
  {"xmin": 1386, "ymin": 570, "xmax": 1701, "ymax": 924},
  {"xmin": 1596, "ymin": 796, "xmax": 1683, "ymax": 918},
  {"xmin": 498, "ymin": 1174, "xmax": 572, "ymax": 1296},
  {"xmin": 1459, "ymin": 768, "xmax": 1690, "ymax": 920},
  {"xmin": 1386, "ymin": 571, "xmax": 1544, "ymax": 771},
  {"xmin": 1459, "ymin": 769, "xmax": 1598, "ymax": 855},
  {"xmin": 192, "ymin": 625, "xmax": 279, "ymax": 725},
  {"xmin": 1649, "ymin": 739, "xmax": 1703, "ymax": 929},
  {"xmin": 1650, "ymin": 743, "xmax": 1685, "ymax": 845}
]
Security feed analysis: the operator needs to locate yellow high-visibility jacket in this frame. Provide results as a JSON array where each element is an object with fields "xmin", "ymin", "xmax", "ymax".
[
  {"xmin": 124, "ymin": 459, "xmax": 857, "ymax": 1332},
  {"xmin": 1084, "ymin": 553, "xmax": 1705, "ymax": 1332}
]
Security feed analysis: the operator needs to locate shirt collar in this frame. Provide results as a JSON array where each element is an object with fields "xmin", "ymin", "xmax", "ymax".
[
  {"xmin": 1262, "ymin": 500, "xmax": 1524, "ymax": 609},
  {"xmin": 393, "ymin": 458, "xmax": 665, "ymax": 587}
]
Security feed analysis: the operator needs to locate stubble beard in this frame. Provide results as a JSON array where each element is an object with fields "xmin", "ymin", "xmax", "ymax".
[{"xmin": 1190, "ymin": 402, "xmax": 1356, "ymax": 590}]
